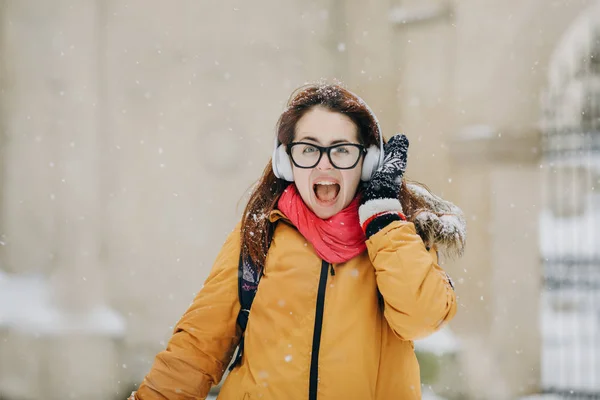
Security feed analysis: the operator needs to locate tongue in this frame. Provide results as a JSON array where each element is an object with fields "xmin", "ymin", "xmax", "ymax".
[{"xmin": 315, "ymin": 184, "xmax": 340, "ymax": 202}]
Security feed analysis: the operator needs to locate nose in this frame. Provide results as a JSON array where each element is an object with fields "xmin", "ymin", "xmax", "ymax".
[{"xmin": 316, "ymin": 151, "xmax": 333, "ymax": 170}]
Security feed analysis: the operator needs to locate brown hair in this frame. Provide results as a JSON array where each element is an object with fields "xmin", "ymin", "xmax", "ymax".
[{"xmin": 240, "ymin": 83, "xmax": 431, "ymax": 269}]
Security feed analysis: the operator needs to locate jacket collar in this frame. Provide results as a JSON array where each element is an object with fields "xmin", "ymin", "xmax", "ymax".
[{"xmin": 269, "ymin": 209, "xmax": 289, "ymax": 223}]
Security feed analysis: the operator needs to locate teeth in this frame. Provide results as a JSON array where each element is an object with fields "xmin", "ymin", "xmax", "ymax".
[{"xmin": 315, "ymin": 181, "xmax": 337, "ymax": 185}]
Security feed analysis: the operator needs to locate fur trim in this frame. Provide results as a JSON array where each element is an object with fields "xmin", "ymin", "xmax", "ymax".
[{"xmin": 407, "ymin": 183, "xmax": 466, "ymax": 259}]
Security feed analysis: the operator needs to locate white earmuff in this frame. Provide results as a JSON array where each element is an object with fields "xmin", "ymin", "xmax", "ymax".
[
  {"xmin": 359, "ymin": 98, "xmax": 385, "ymax": 181},
  {"xmin": 361, "ymin": 145, "xmax": 381, "ymax": 182},
  {"xmin": 272, "ymin": 142, "xmax": 294, "ymax": 182}
]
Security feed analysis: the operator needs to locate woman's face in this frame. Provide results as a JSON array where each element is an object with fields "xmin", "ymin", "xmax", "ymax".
[{"xmin": 291, "ymin": 106, "xmax": 363, "ymax": 219}]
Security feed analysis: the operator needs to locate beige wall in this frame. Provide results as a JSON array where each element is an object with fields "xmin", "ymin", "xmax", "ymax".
[{"xmin": 0, "ymin": 0, "xmax": 596, "ymax": 399}]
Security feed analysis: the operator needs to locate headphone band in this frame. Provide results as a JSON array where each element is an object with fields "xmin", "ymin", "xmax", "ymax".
[
  {"xmin": 354, "ymin": 95, "xmax": 384, "ymax": 160},
  {"xmin": 274, "ymin": 87, "xmax": 384, "ymax": 154}
]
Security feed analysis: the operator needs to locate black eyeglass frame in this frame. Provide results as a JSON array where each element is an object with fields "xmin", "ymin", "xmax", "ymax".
[{"xmin": 286, "ymin": 141, "xmax": 367, "ymax": 170}]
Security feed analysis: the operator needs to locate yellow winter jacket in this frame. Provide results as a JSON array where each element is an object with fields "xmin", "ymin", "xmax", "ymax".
[{"xmin": 133, "ymin": 209, "xmax": 458, "ymax": 400}]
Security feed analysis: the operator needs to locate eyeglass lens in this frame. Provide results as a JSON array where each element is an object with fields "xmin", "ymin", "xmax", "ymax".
[{"xmin": 290, "ymin": 143, "xmax": 362, "ymax": 169}]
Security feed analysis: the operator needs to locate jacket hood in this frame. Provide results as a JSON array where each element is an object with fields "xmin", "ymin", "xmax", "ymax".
[{"xmin": 407, "ymin": 183, "xmax": 466, "ymax": 259}]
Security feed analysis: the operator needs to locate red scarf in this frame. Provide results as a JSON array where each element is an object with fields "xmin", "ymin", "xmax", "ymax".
[{"xmin": 277, "ymin": 184, "xmax": 367, "ymax": 264}]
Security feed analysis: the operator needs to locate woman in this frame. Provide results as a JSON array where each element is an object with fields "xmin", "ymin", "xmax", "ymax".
[{"xmin": 130, "ymin": 83, "xmax": 466, "ymax": 400}]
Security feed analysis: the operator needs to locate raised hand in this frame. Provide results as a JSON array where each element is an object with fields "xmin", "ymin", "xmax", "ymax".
[{"xmin": 358, "ymin": 134, "xmax": 409, "ymax": 237}]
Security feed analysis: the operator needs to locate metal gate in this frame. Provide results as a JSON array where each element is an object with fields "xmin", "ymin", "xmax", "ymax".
[{"xmin": 540, "ymin": 3, "xmax": 600, "ymax": 398}]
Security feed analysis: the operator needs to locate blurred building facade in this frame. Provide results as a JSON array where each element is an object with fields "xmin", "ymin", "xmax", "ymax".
[{"xmin": 0, "ymin": 0, "xmax": 597, "ymax": 399}]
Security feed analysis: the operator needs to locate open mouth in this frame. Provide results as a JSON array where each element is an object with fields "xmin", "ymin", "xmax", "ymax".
[{"xmin": 313, "ymin": 181, "xmax": 341, "ymax": 204}]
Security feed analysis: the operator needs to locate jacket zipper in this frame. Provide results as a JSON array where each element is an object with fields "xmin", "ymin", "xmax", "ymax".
[{"xmin": 309, "ymin": 260, "xmax": 329, "ymax": 400}]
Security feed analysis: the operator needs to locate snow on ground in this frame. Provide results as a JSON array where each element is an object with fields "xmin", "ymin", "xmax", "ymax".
[
  {"xmin": 421, "ymin": 387, "xmax": 448, "ymax": 400},
  {"xmin": 520, "ymin": 395, "xmax": 564, "ymax": 400},
  {"xmin": 414, "ymin": 326, "xmax": 461, "ymax": 356},
  {"xmin": 0, "ymin": 272, "xmax": 125, "ymax": 336}
]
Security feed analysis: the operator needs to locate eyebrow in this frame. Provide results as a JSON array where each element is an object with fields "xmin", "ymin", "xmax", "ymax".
[{"xmin": 297, "ymin": 135, "xmax": 356, "ymax": 145}]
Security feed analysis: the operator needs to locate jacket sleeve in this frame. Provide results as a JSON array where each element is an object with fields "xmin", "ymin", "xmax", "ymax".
[
  {"xmin": 366, "ymin": 220, "xmax": 457, "ymax": 341},
  {"xmin": 132, "ymin": 224, "xmax": 242, "ymax": 400}
]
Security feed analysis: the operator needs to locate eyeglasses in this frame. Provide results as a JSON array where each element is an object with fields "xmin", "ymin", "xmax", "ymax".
[{"xmin": 287, "ymin": 142, "xmax": 366, "ymax": 169}]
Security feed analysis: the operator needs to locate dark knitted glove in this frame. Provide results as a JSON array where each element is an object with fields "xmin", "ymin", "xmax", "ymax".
[{"xmin": 359, "ymin": 134, "xmax": 409, "ymax": 238}]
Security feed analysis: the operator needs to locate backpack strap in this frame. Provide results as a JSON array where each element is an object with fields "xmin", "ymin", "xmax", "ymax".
[
  {"xmin": 229, "ymin": 223, "xmax": 276, "ymax": 371},
  {"xmin": 229, "ymin": 252, "xmax": 261, "ymax": 371}
]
